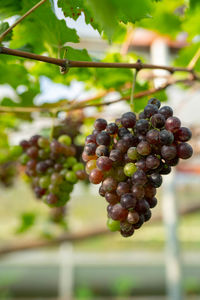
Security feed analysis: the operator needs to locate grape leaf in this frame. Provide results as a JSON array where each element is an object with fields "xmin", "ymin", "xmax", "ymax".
[
  {"xmin": 16, "ymin": 212, "xmax": 36, "ymax": 234},
  {"xmin": 174, "ymin": 42, "xmax": 200, "ymax": 70},
  {"xmin": 62, "ymin": 46, "xmax": 91, "ymax": 61},
  {"xmin": 0, "ymin": 22, "xmax": 13, "ymax": 41},
  {"xmin": 10, "ymin": 0, "xmax": 79, "ymax": 55},
  {"xmin": 0, "ymin": 0, "xmax": 22, "ymax": 18}
]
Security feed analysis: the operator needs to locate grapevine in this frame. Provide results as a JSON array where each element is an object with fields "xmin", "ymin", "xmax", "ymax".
[{"xmin": 83, "ymin": 98, "xmax": 193, "ymax": 237}]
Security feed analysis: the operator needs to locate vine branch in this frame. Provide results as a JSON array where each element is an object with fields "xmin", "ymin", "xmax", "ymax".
[
  {"xmin": 0, "ymin": 203, "xmax": 199, "ymax": 256},
  {"xmin": 0, "ymin": 0, "xmax": 47, "ymax": 43},
  {"xmin": 0, "ymin": 47, "xmax": 199, "ymax": 76},
  {"xmin": 0, "ymin": 77, "xmax": 198, "ymax": 114}
]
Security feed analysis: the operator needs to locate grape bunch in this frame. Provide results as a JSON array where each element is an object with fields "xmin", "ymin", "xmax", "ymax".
[
  {"xmin": 20, "ymin": 134, "xmax": 86, "ymax": 207},
  {"xmin": 83, "ymin": 98, "xmax": 193, "ymax": 237}
]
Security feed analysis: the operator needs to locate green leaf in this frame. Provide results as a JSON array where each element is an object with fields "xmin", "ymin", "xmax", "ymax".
[
  {"xmin": 16, "ymin": 212, "xmax": 36, "ymax": 234},
  {"xmin": 10, "ymin": 0, "xmax": 79, "ymax": 55},
  {"xmin": 0, "ymin": 0, "xmax": 22, "ymax": 18},
  {"xmin": 62, "ymin": 46, "xmax": 91, "ymax": 61},
  {"xmin": 174, "ymin": 42, "xmax": 200, "ymax": 70},
  {"xmin": 0, "ymin": 22, "xmax": 13, "ymax": 41}
]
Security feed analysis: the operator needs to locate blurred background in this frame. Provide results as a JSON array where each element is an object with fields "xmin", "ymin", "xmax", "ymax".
[{"xmin": 0, "ymin": 0, "xmax": 200, "ymax": 299}]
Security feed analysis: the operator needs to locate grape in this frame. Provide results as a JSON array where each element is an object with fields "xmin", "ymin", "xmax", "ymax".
[
  {"xmin": 30, "ymin": 135, "xmax": 41, "ymax": 146},
  {"xmin": 135, "ymin": 159, "xmax": 148, "ymax": 172},
  {"xmin": 76, "ymin": 170, "xmax": 87, "ymax": 180},
  {"xmin": 89, "ymin": 169, "xmax": 103, "ymax": 184},
  {"xmin": 127, "ymin": 211, "xmax": 140, "ymax": 224},
  {"xmin": 73, "ymin": 163, "xmax": 84, "ymax": 172},
  {"xmin": 106, "ymin": 123, "xmax": 118, "ymax": 135},
  {"xmin": 110, "ymin": 203, "xmax": 128, "ymax": 221},
  {"xmin": 124, "ymin": 163, "xmax": 137, "ymax": 177},
  {"xmin": 83, "ymin": 101, "xmax": 193, "ymax": 238},
  {"xmin": 131, "ymin": 185, "xmax": 145, "ymax": 200},
  {"xmin": 96, "ymin": 131, "xmax": 111, "ymax": 146},
  {"xmin": 177, "ymin": 142, "xmax": 193, "ymax": 159},
  {"xmin": 159, "ymin": 106, "xmax": 173, "ymax": 119},
  {"xmin": 27, "ymin": 159, "xmax": 37, "ymax": 170},
  {"xmin": 34, "ymin": 186, "xmax": 46, "ymax": 199},
  {"xmin": 96, "ymin": 145, "xmax": 109, "ymax": 157},
  {"xmin": 137, "ymin": 141, "xmax": 151, "ymax": 156},
  {"xmin": 146, "ymin": 197, "xmax": 157, "ymax": 208},
  {"xmin": 105, "ymin": 192, "xmax": 119, "ymax": 204},
  {"xmin": 151, "ymin": 113, "xmax": 165, "ymax": 128},
  {"xmin": 165, "ymin": 117, "xmax": 181, "ymax": 133},
  {"xmin": 118, "ymin": 127, "xmax": 130, "ymax": 138},
  {"xmin": 144, "ymin": 184, "xmax": 156, "ymax": 198},
  {"xmin": 144, "ymin": 104, "xmax": 158, "ymax": 118},
  {"xmin": 122, "ymin": 134, "xmax": 138, "ymax": 147},
  {"xmin": 146, "ymin": 129, "xmax": 160, "ymax": 145},
  {"xmin": 116, "ymin": 139, "xmax": 129, "ymax": 153},
  {"xmin": 109, "ymin": 149, "xmax": 123, "ymax": 163},
  {"xmin": 65, "ymin": 171, "xmax": 77, "ymax": 183},
  {"xmin": 144, "ymin": 209, "xmax": 152, "ymax": 222},
  {"xmin": 121, "ymin": 112, "xmax": 136, "ymax": 128},
  {"xmin": 85, "ymin": 134, "xmax": 96, "ymax": 144},
  {"xmin": 120, "ymin": 193, "xmax": 137, "ymax": 209},
  {"xmin": 127, "ymin": 147, "xmax": 139, "ymax": 160},
  {"xmin": 20, "ymin": 140, "xmax": 30, "ymax": 150},
  {"xmin": 120, "ymin": 226, "xmax": 135, "ymax": 237},
  {"xmin": 36, "ymin": 161, "xmax": 48, "ymax": 174},
  {"xmin": 135, "ymin": 119, "xmax": 149, "ymax": 135},
  {"xmin": 148, "ymin": 173, "xmax": 162, "ymax": 188},
  {"xmin": 58, "ymin": 135, "xmax": 72, "ymax": 146},
  {"xmin": 175, "ymin": 127, "xmax": 192, "ymax": 142},
  {"xmin": 94, "ymin": 118, "xmax": 107, "ymax": 131},
  {"xmin": 96, "ymin": 156, "xmax": 112, "ymax": 171},
  {"xmin": 84, "ymin": 143, "xmax": 97, "ymax": 155},
  {"xmin": 102, "ymin": 177, "xmax": 118, "ymax": 192},
  {"xmin": 107, "ymin": 218, "xmax": 120, "ymax": 232},
  {"xmin": 148, "ymin": 98, "xmax": 161, "ymax": 108},
  {"xmin": 45, "ymin": 193, "xmax": 59, "ymax": 206},
  {"xmin": 159, "ymin": 130, "xmax": 174, "ymax": 145},
  {"xmin": 39, "ymin": 176, "xmax": 51, "ymax": 189},
  {"xmin": 134, "ymin": 215, "xmax": 145, "ymax": 229},
  {"xmin": 38, "ymin": 137, "xmax": 50, "ymax": 148},
  {"xmin": 132, "ymin": 169, "xmax": 147, "ymax": 185},
  {"xmin": 99, "ymin": 185, "xmax": 106, "ymax": 197},
  {"xmin": 27, "ymin": 146, "xmax": 38, "ymax": 159},
  {"xmin": 51, "ymin": 172, "xmax": 63, "ymax": 184},
  {"xmin": 160, "ymin": 164, "xmax": 171, "ymax": 175},
  {"xmin": 135, "ymin": 199, "xmax": 150, "ymax": 214},
  {"xmin": 116, "ymin": 182, "xmax": 130, "ymax": 196},
  {"xmin": 50, "ymin": 140, "xmax": 62, "ymax": 154},
  {"xmin": 161, "ymin": 145, "xmax": 177, "ymax": 160},
  {"xmin": 146, "ymin": 155, "xmax": 160, "ymax": 169}
]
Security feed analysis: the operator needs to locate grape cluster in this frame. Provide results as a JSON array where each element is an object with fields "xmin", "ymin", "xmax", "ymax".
[
  {"xmin": 83, "ymin": 98, "xmax": 193, "ymax": 237},
  {"xmin": 20, "ymin": 134, "xmax": 86, "ymax": 207}
]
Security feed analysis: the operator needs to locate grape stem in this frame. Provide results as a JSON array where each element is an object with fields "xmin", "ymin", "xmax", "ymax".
[
  {"xmin": 0, "ymin": 202, "xmax": 199, "ymax": 256},
  {"xmin": 0, "ymin": 0, "xmax": 47, "ymax": 43}
]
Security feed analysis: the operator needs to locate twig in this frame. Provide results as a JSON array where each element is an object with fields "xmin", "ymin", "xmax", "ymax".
[
  {"xmin": 0, "ymin": 203, "xmax": 199, "ymax": 256},
  {"xmin": 130, "ymin": 67, "xmax": 139, "ymax": 112},
  {"xmin": 0, "ymin": 0, "xmax": 47, "ymax": 43},
  {"xmin": 0, "ymin": 47, "xmax": 198, "ymax": 76},
  {"xmin": 188, "ymin": 47, "xmax": 200, "ymax": 70}
]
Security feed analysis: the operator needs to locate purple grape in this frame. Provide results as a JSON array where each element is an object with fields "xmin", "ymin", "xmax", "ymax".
[
  {"xmin": 159, "ymin": 106, "xmax": 173, "ymax": 119},
  {"xmin": 96, "ymin": 131, "xmax": 111, "ymax": 146},
  {"xmin": 120, "ymin": 193, "xmax": 137, "ymax": 209},
  {"xmin": 94, "ymin": 118, "xmax": 107, "ymax": 131},
  {"xmin": 177, "ymin": 142, "xmax": 193, "ymax": 159}
]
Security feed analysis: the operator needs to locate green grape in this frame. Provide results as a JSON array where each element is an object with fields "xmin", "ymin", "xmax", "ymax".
[
  {"xmin": 20, "ymin": 153, "xmax": 29, "ymax": 165},
  {"xmin": 64, "ymin": 156, "xmax": 77, "ymax": 168},
  {"xmin": 65, "ymin": 171, "xmax": 78, "ymax": 183},
  {"xmin": 58, "ymin": 135, "xmax": 72, "ymax": 146},
  {"xmin": 39, "ymin": 175, "xmax": 51, "ymax": 188},
  {"xmin": 38, "ymin": 137, "xmax": 50, "ymax": 149},
  {"xmin": 127, "ymin": 147, "xmax": 139, "ymax": 160},
  {"xmin": 107, "ymin": 218, "xmax": 120, "ymax": 232},
  {"xmin": 72, "ymin": 163, "xmax": 84, "ymax": 172},
  {"xmin": 124, "ymin": 163, "xmax": 137, "ymax": 177}
]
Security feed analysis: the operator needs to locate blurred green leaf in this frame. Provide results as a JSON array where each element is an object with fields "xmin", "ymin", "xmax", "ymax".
[
  {"xmin": 0, "ymin": 22, "xmax": 13, "ymax": 41},
  {"xmin": 63, "ymin": 46, "xmax": 91, "ymax": 61},
  {"xmin": 16, "ymin": 212, "xmax": 36, "ymax": 234}
]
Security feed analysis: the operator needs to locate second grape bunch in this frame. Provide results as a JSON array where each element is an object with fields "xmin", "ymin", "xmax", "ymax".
[{"xmin": 83, "ymin": 98, "xmax": 193, "ymax": 237}]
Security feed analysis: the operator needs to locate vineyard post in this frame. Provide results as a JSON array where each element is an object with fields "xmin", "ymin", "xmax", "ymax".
[{"xmin": 152, "ymin": 39, "xmax": 184, "ymax": 300}]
